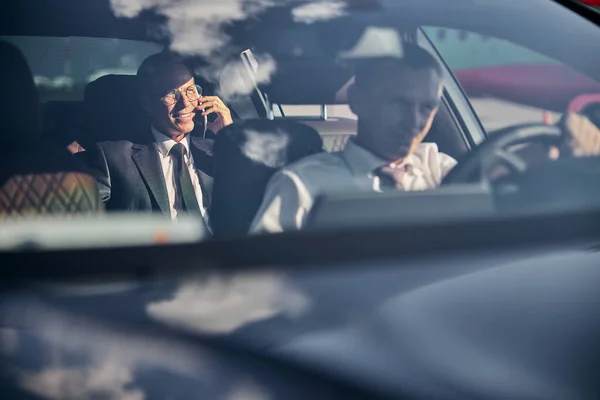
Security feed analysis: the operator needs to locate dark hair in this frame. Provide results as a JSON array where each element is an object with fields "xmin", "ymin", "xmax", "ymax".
[
  {"xmin": 0, "ymin": 40, "xmax": 42, "ymax": 141},
  {"xmin": 137, "ymin": 52, "xmax": 191, "ymax": 97},
  {"xmin": 354, "ymin": 43, "xmax": 443, "ymax": 89}
]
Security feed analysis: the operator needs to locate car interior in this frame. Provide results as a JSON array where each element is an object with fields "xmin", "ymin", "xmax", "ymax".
[
  {"xmin": 1, "ymin": 30, "xmax": 476, "ymax": 235},
  {"xmin": 3, "ymin": 1, "xmax": 600, "ymax": 399},
  {"xmin": 31, "ymin": 42, "xmax": 470, "ymax": 157},
  {"xmin": 1, "ymin": 0, "xmax": 600, "ymax": 230}
]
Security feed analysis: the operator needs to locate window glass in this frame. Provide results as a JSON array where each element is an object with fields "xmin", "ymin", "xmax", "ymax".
[
  {"xmin": 423, "ymin": 27, "xmax": 600, "ymax": 132},
  {"xmin": 4, "ymin": 0, "xmax": 600, "ymax": 246},
  {"xmin": 1, "ymin": 36, "xmax": 162, "ymax": 101}
]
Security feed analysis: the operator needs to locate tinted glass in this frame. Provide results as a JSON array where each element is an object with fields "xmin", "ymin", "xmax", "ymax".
[
  {"xmin": 1, "ymin": 0, "xmax": 600, "ymax": 246},
  {"xmin": 1, "ymin": 36, "xmax": 162, "ymax": 101}
]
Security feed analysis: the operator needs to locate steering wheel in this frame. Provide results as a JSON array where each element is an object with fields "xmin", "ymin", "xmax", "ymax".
[{"xmin": 442, "ymin": 123, "xmax": 563, "ymax": 184}]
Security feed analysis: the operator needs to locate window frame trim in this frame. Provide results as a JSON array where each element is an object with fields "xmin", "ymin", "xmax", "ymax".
[{"xmin": 417, "ymin": 27, "xmax": 487, "ymax": 150}]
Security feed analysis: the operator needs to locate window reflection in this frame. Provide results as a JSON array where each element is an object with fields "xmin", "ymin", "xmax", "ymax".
[{"xmin": 147, "ymin": 271, "xmax": 311, "ymax": 334}]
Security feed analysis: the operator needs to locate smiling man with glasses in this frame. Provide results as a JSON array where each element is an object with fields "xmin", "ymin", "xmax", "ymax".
[
  {"xmin": 140, "ymin": 54, "xmax": 233, "ymax": 141},
  {"xmin": 78, "ymin": 53, "xmax": 233, "ymax": 230}
]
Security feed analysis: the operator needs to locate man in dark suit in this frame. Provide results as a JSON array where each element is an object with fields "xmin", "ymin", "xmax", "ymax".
[{"xmin": 79, "ymin": 53, "xmax": 233, "ymax": 227}]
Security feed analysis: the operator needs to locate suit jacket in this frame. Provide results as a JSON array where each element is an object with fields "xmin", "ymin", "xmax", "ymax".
[{"xmin": 77, "ymin": 133, "xmax": 214, "ymax": 218}]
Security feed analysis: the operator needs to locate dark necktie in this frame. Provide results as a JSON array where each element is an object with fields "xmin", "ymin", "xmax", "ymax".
[
  {"xmin": 170, "ymin": 143, "xmax": 202, "ymax": 215},
  {"xmin": 373, "ymin": 165, "xmax": 406, "ymax": 191}
]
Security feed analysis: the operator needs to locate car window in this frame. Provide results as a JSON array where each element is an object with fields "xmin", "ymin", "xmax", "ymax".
[
  {"xmin": 0, "ymin": 36, "xmax": 162, "ymax": 102},
  {"xmin": 3, "ymin": 0, "xmax": 600, "ymax": 245},
  {"xmin": 423, "ymin": 27, "xmax": 600, "ymax": 132}
]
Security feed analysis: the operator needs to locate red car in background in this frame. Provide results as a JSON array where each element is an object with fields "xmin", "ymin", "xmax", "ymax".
[
  {"xmin": 454, "ymin": 65, "xmax": 600, "ymax": 113},
  {"xmin": 580, "ymin": 0, "xmax": 600, "ymax": 6},
  {"xmin": 428, "ymin": 1, "xmax": 600, "ymax": 128}
]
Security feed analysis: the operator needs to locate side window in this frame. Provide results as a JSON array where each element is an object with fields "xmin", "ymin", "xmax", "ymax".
[
  {"xmin": 423, "ymin": 27, "xmax": 600, "ymax": 133},
  {"xmin": 1, "ymin": 36, "xmax": 162, "ymax": 102}
]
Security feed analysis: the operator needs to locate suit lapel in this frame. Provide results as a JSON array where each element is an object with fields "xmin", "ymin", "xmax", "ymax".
[{"xmin": 132, "ymin": 143, "xmax": 170, "ymax": 216}]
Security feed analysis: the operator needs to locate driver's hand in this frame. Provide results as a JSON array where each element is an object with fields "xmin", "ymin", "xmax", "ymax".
[
  {"xmin": 559, "ymin": 113, "xmax": 600, "ymax": 157},
  {"xmin": 196, "ymin": 96, "xmax": 233, "ymax": 134}
]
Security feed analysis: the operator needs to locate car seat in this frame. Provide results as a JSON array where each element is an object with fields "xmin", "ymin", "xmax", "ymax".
[
  {"xmin": 210, "ymin": 119, "xmax": 323, "ymax": 237},
  {"xmin": 82, "ymin": 74, "xmax": 152, "ymax": 148},
  {"xmin": 0, "ymin": 40, "xmax": 103, "ymax": 217}
]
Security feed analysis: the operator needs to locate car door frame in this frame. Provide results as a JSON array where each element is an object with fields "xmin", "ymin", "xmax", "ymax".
[{"xmin": 416, "ymin": 27, "xmax": 487, "ymax": 150}]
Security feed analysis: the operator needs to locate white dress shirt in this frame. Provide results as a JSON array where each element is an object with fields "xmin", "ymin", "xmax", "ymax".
[
  {"xmin": 250, "ymin": 140, "xmax": 457, "ymax": 234},
  {"xmin": 151, "ymin": 127, "xmax": 209, "ymax": 224}
]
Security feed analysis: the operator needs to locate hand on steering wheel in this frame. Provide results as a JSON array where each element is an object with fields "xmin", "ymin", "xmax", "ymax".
[{"xmin": 442, "ymin": 123, "xmax": 563, "ymax": 185}]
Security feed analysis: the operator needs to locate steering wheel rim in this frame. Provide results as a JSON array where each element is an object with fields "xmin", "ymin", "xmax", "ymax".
[{"xmin": 443, "ymin": 123, "xmax": 563, "ymax": 184}]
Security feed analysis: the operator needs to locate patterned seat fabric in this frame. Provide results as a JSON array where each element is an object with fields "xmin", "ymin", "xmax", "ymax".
[
  {"xmin": 0, "ymin": 172, "xmax": 102, "ymax": 217},
  {"xmin": 321, "ymin": 134, "xmax": 352, "ymax": 152}
]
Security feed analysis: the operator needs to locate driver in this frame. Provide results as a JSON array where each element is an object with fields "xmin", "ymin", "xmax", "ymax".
[
  {"xmin": 251, "ymin": 44, "xmax": 456, "ymax": 233},
  {"xmin": 250, "ymin": 44, "xmax": 600, "ymax": 234}
]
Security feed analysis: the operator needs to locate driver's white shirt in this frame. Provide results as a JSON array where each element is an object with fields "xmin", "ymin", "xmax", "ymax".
[{"xmin": 250, "ymin": 140, "xmax": 457, "ymax": 234}]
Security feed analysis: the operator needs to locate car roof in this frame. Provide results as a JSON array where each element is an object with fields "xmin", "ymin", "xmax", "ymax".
[
  {"xmin": 1, "ymin": 0, "xmax": 152, "ymax": 41},
  {"xmin": 3, "ymin": 0, "xmax": 600, "ymax": 105},
  {"xmin": 3, "ymin": 0, "xmax": 598, "ymax": 45}
]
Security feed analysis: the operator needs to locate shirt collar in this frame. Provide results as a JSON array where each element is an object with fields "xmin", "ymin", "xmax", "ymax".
[
  {"xmin": 151, "ymin": 126, "xmax": 191, "ymax": 157},
  {"xmin": 342, "ymin": 139, "xmax": 423, "ymax": 176}
]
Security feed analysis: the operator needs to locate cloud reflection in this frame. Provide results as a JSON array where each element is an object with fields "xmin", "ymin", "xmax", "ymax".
[
  {"xmin": 1, "ymin": 301, "xmax": 210, "ymax": 400},
  {"xmin": 292, "ymin": 1, "xmax": 346, "ymax": 24},
  {"xmin": 226, "ymin": 379, "xmax": 272, "ymax": 400},
  {"xmin": 19, "ymin": 362, "xmax": 145, "ymax": 400},
  {"xmin": 242, "ymin": 129, "xmax": 290, "ymax": 168},
  {"xmin": 109, "ymin": 0, "xmax": 273, "ymax": 57},
  {"xmin": 147, "ymin": 272, "xmax": 311, "ymax": 334},
  {"xmin": 217, "ymin": 53, "xmax": 277, "ymax": 100},
  {"xmin": 109, "ymin": 0, "xmax": 346, "ymax": 98}
]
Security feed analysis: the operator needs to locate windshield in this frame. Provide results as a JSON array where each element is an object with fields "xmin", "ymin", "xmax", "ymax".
[{"xmin": 1, "ymin": 0, "xmax": 600, "ymax": 248}]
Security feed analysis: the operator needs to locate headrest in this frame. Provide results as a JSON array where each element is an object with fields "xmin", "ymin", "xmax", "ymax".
[
  {"xmin": 0, "ymin": 40, "xmax": 41, "ymax": 143},
  {"xmin": 83, "ymin": 74, "xmax": 150, "ymax": 146},
  {"xmin": 214, "ymin": 119, "xmax": 323, "ymax": 171},
  {"xmin": 211, "ymin": 119, "xmax": 323, "ymax": 237}
]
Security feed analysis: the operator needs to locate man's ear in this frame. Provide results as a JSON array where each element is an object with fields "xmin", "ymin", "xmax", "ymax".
[{"xmin": 347, "ymin": 83, "xmax": 362, "ymax": 116}]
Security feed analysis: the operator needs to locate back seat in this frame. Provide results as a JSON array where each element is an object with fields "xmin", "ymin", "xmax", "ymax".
[
  {"xmin": 82, "ymin": 74, "xmax": 151, "ymax": 147},
  {"xmin": 41, "ymin": 75, "xmax": 151, "ymax": 150},
  {"xmin": 41, "ymin": 100, "xmax": 86, "ymax": 148},
  {"xmin": 301, "ymin": 118, "xmax": 357, "ymax": 152},
  {"xmin": 211, "ymin": 119, "xmax": 323, "ymax": 237}
]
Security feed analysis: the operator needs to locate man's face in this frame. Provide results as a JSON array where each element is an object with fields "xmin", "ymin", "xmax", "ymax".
[
  {"xmin": 143, "ymin": 63, "xmax": 202, "ymax": 140},
  {"xmin": 349, "ymin": 64, "xmax": 442, "ymax": 162}
]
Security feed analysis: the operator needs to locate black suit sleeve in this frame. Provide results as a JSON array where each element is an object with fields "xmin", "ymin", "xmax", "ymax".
[{"xmin": 76, "ymin": 144, "xmax": 111, "ymax": 203}]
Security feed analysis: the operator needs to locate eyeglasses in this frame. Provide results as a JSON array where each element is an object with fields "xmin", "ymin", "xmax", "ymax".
[{"xmin": 161, "ymin": 84, "xmax": 203, "ymax": 106}]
